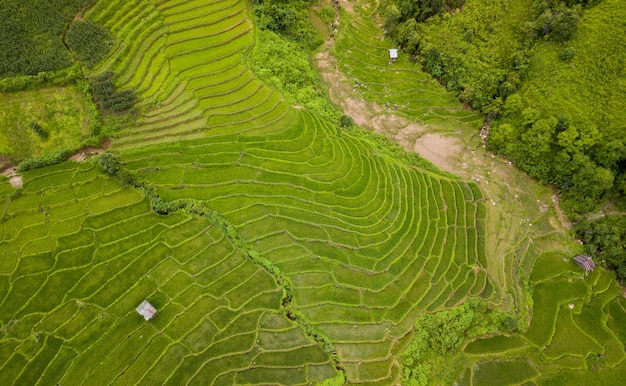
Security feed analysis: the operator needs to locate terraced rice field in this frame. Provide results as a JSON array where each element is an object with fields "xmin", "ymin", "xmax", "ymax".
[
  {"xmin": 332, "ymin": 0, "xmax": 480, "ymax": 125},
  {"xmin": 0, "ymin": 163, "xmax": 337, "ymax": 384},
  {"xmin": 462, "ymin": 251, "xmax": 626, "ymax": 384},
  {"xmin": 2, "ymin": 0, "xmax": 624, "ymax": 384},
  {"xmin": 0, "ymin": 0, "xmax": 499, "ymax": 383}
]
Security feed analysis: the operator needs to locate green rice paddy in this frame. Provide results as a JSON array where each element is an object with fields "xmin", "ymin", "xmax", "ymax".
[{"xmin": 1, "ymin": 0, "xmax": 625, "ymax": 384}]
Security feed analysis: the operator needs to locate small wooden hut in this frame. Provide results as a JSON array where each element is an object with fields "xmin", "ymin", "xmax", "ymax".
[{"xmin": 573, "ymin": 254, "xmax": 595, "ymax": 273}]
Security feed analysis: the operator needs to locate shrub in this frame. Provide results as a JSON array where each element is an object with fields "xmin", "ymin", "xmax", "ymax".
[
  {"xmin": 98, "ymin": 153, "xmax": 120, "ymax": 175},
  {"xmin": 16, "ymin": 149, "xmax": 73, "ymax": 172},
  {"xmin": 339, "ymin": 114, "xmax": 354, "ymax": 128},
  {"xmin": 28, "ymin": 122, "xmax": 48, "ymax": 139},
  {"xmin": 558, "ymin": 47, "xmax": 575, "ymax": 61}
]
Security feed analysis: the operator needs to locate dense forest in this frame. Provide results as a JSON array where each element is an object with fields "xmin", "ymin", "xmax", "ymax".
[
  {"xmin": 382, "ymin": 0, "xmax": 625, "ymax": 214},
  {"xmin": 0, "ymin": 0, "xmax": 94, "ymax": 76}
]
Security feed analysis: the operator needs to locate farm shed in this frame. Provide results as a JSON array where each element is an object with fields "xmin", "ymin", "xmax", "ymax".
[
  {"xmin": 136, "ymin": 300, "xmax": 157, "ymax": 320},
  {"xmin": 573, "ymin": 254, "xmax": 595, "ymax": 273},
  {"xmin": 389, "ymin": 49, "xmax": 398, "ymax": 60}
]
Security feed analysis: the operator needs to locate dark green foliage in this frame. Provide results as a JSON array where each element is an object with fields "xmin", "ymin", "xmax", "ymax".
[
  {"xmin": 339, "ymin": 114, "xmax": 354, "ymax": 128},
  {"xmin": 0, "ymin": 0, "xmax": 93, "ymax": 76},
  {"xmin": 253, "ymin": 0, "xmax": 316, "ymax": 44},
  {"xmin": 66, "ymin": 20, "xmax": 112, "ymax": 68},
  {"xmin": 17, "ymin": 149, "xmax": 73, "ymax": 172},
  {"xmin": 530, "ymin": 7, "xmax": 580, "ymax": 42},
  {"xmin": 575, "ymin": 216, "xmax": 626, "ymax": 281},
  {"xmin": 550, "ymin": 8, "xmax": 580, "ymax": 42},
  {"xmin": 97, "ymin": 153, "xmax": 120, "ymax": 176},
  {"xmin": 89, "ymin": 72, "xmax": 136, "ymax": 113},
  {"xmin": 558, "ymin": 47, "xmax": 575, "ymax": 61},
  {"xmin": 28, "ymin": 122, "xmax": 48, "ymax": 139}
]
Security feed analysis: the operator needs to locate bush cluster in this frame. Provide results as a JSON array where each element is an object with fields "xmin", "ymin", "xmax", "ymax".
[
  {"xmin": 0, "ymin": 65, "xmax": 82, "ymax": 92},
  {"xmin": 402, "ymin": 299, "xmax": 516, "ymax": 385},
  {"xmin": 89, "ymin": 72, "xmax": 136, "ymax": 113},
  {"xmin": 28, "ymin": 122, "xmax": 48, "ymax": 139},
  {"xmin": 17, "ymin": 149, "xmax": 73, "ymax": 172}
]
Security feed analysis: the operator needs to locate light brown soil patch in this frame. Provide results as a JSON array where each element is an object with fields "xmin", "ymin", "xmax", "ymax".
[
  {"xmin": 69, "ymin": 146, "xmax": 106, "ymax": 162},
  {"xmin": 339, "ymin": 0, "xmax": 355, "ymax": 14},
  {"xmin": 1, "ymin": 166, "xmax": 17, "ymax": 177},
  {"xmin": 413, "ymin": 133, "xmax": 464, "ymax": 174},
  {"xmin": 9, "ymin": 175, "xmax": 23, "ymax": 188}
]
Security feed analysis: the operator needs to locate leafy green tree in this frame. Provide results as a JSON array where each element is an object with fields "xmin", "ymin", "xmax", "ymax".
[
  {"xmin": 550, "ymin": 8, "xmax": 580, "ymax": 42},
  {"xmin": 557, "ymin": 123, "xmax": 600, "ymax": 154},
  {"xmin": 383, "ymin": 4, "xmax": 401, "ymax": 33},
  {"xmin": 396, "ymin": 19, "xmax": 421, "ymax": 52},
  {"xmin": 98, "ymin": 153, "xmax": 119, "ymax": 176}
]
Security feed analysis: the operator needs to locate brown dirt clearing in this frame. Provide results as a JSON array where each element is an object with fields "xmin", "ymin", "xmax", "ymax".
[{"xmin": 9, "ymin": 175, "xmax": 23, "ymax": 188}]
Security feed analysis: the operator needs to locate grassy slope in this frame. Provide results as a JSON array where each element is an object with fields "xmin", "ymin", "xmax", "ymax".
[
  {"xmin": 519, "ymin": 0, "xmax": 626, "ymax": 139},
  {"xmin": 0, "ymin": 86, "xmax": 96, "ymax": 165}
]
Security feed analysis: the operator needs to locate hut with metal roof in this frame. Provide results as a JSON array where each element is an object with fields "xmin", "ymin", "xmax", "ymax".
[
  {"xmin": 136, "ymin": 300, "xmax": 157, "ymax": 321},
  {"xmin": 573, "ymin": 254, "xmax": 595, "ymax": 274}
]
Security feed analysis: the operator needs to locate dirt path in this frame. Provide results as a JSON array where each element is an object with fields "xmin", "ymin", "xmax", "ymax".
[
  {"xmin": 68, "ymin": 146, "xmax": 106, "ymax": 162},
  {"xmin": 314, "ymin": 34, "xmax": 466, "ymax": 176}
]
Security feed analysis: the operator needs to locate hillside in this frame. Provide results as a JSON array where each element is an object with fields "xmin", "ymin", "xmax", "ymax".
[
  {"xmin": 383, "ymin": 0, "xmax": 626, "ymax": 214},
  {"xmin": 1, "ymin": 0, "xmax": 626, "ymax": 385}
]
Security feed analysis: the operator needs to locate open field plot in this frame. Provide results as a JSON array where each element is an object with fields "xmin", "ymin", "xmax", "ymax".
[
  {"xmin": 0, "ymin": 163, "xmax": 337, "ymax": 385},
  {"xmin": 0, "ymin": 86, "xmax": 95, "ymax": 165}
]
